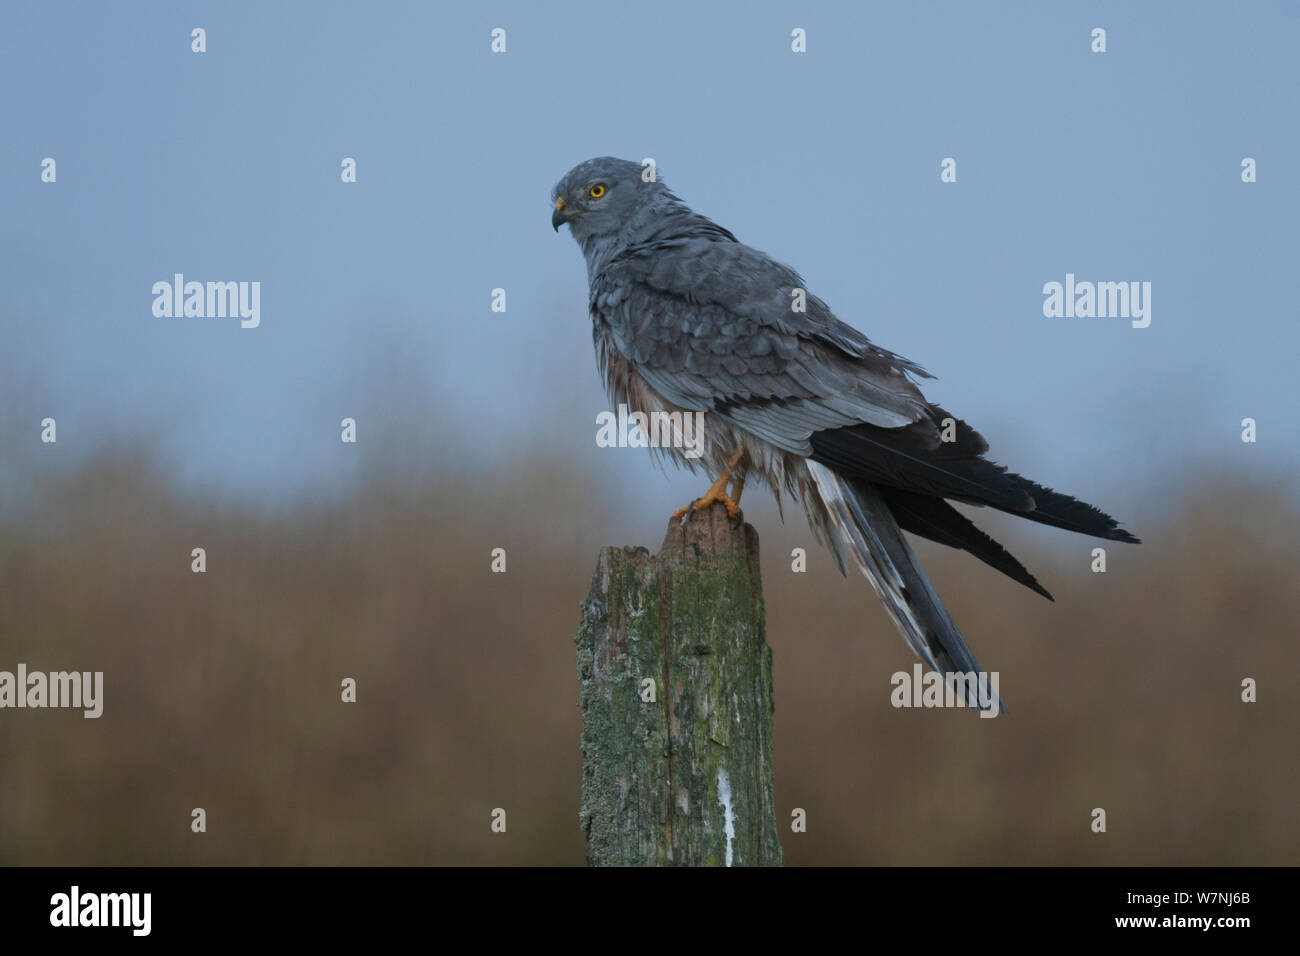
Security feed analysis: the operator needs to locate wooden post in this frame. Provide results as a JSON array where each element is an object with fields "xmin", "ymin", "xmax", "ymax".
[{"xmin": 575, "ymin": 503, "xmax": 782, "ymax": 866}]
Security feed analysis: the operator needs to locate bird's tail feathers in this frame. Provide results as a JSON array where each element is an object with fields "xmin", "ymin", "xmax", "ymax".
[{"xmin": 806, "ymin": 461, "xmax": 1004, "ymax": 715}]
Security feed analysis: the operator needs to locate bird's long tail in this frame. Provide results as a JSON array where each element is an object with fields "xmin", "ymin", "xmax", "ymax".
[{"xmin": 805, "ymin": 460, "xmax": 1003, "ymax": 715}]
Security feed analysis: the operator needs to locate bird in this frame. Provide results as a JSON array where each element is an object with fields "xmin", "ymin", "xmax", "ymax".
[{"xmin": 552, "ymin": 157, "xmax": 1139, "ymax": 712}]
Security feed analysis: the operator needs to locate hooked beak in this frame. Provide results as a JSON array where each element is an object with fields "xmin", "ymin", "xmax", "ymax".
[{"xmin": 552, "ymin": 197, "xmax": 569, "ymax": 232}]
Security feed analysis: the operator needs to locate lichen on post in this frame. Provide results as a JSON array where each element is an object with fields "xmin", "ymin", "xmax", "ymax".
[{"xmin": 575, "ymin": 503, "xmax": 782, "ymax": 866}]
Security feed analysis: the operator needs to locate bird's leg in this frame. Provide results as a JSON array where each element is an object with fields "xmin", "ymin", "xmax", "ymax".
[
  {"xmin": 674, "ymin": 448, "xmax": 746, "ymax": 520},
  {"xmin": 729, "ymin": 468, "xmax": 747, "ymax": 506}
]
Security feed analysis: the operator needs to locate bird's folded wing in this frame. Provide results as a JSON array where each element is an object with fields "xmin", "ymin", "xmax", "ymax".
[{"xmin": 594, "ymin": 242, "xmax": 933, "ymax": 454}]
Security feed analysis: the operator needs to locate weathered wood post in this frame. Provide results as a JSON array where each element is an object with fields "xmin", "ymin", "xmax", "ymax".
[{"xmin": 575, "ymin": 503, "xmax": 782, "ymax": 866}]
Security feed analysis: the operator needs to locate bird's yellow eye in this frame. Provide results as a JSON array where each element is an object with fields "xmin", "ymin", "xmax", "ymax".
[{"xmin": 588, "ymin": 184, "xmax": 606, "ymax": 199}]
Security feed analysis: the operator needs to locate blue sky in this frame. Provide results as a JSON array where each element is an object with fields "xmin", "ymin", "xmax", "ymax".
[{"xmin": 2, "ymin": 1, "xmax": 1296, "ymax": 529}]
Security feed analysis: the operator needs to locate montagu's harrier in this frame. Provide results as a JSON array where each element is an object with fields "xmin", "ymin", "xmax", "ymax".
[{"xmin": 552, "ymin": 157, "xmax": 1139, "ymax": 711}]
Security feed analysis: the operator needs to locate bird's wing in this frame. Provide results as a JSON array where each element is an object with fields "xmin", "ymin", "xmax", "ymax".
[
  {"xmin": 595, "ymin": 238, "xmax": 1138, "ymax": 544},
  {"xmin": 593, "ymin": 237, "xmax": 934, "ymax": 453}
]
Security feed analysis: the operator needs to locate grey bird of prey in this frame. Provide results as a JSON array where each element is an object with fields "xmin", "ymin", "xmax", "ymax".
[{"xmin": 552, "ymin": 157, "xmax": 1139, "ymax": 712}]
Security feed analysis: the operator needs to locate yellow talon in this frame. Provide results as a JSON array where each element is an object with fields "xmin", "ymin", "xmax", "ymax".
[
  {"xmin": 673, "ymin": 491, "xmax": 740, "ymax": 521},
  {"xmin": 674, "ymin": 454, "xmax": 745, "ymax": 521}
]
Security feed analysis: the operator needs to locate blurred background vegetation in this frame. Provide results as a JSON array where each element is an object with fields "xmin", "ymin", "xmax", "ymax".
[{"xmin": 1, "ymin": 419, "xmax": 1296, "ymax": 865}]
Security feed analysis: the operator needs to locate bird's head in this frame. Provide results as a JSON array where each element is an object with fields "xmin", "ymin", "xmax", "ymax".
[{"xmin": 551, "ymin": 156, "xmax": 661, "ymax": 240}]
